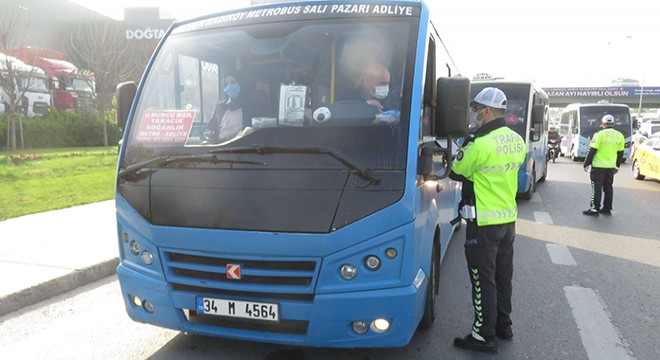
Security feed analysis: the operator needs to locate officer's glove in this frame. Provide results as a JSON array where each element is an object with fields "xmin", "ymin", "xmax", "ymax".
[
  {"xmin": 612, "ymin": 167, "xmax": 619, "ymax": 174},
  {"xmin": 583, "ymin": 165, "xmax": 590, "ymax": 172}
]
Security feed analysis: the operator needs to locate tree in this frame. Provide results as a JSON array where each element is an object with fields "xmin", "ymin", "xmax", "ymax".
[
  {"xmin": 68, "ymin": 20, "xmax": 148, "ymax": 146},
  {"xmin": 0, "ymin": 0, "xmax": 39, "ymax": 151}
]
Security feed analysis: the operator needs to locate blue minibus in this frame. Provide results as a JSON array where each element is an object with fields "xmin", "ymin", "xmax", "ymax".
[{"xmin": 114, "ymin": 0, "xmax": 469, "ymax": 348}]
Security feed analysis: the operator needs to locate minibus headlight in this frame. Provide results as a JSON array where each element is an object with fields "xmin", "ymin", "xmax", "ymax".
[
  {"xmin": 371, "ymin": 318, "xmax": 391, "ymax": 333},
  {"xmin": 140, "ymin": 251, "xmax": 153, "ymax": 265},
  {"xmin": 340, "ymin": 264, "xmax": 357, "ymax": 280},
  {"xmin": 129, "ymin": 240, "xmax": 140, "ymax": 255},
  {"xmin": 364, "ymin": 255, "xmax": 381, "ymax": 271},
  {"xmin": 352, "ymin": 320, "xmax": 368, "ymax": 335},
  {"xmin": 385, "ymin": 248, "xmax": 398, "ymax": 259},
  {"xmin": 143, "ymin": 300, "xmax": 155, "ymax": 313}
]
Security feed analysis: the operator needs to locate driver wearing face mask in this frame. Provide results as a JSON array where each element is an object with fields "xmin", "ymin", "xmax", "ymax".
[
  {"xmin": 360, "ymin": 62, "xmax": 397, "ymax": 112},
  {"xmin": 207, "ymin": 71, "xmax": 255, "ymax": 142}
]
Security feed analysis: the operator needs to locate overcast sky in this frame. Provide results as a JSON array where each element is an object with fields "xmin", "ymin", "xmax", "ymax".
[{"xmin": 66, "ymin": 0, "xmax": 660, "ymax": 88}]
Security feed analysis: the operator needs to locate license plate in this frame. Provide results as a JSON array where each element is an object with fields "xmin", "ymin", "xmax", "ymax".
[{"xmin": 197, "ymin": 297, "xmax": 279, "ymax": 322}]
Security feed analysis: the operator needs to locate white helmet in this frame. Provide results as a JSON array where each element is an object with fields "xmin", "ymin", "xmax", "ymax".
[{"xmin": 601, "ymin": 114, "xmax": 615, "ymax": 124}]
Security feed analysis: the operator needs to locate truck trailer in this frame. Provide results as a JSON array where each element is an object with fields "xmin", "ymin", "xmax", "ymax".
[
  {"xmin": 7, "ymin": 47, "xmax": 96, "ymax": 114},
  {"xmin": 0, "ymin": 53, "xmax": 51, "ymax": 117}
]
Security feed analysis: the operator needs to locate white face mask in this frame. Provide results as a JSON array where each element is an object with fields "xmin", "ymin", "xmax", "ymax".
[
  {"xmin": 371, "ymin": 85, "xmax": 389, "ymax": 100},
  {"xmin": 471, "ymin": 107, "xmax": 486, "ymax": 127}
]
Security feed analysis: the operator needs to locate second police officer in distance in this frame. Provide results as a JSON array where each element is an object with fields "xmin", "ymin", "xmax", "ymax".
[
  {"xmin": 582, "ymin": 114, "xmax": 625, "ymax": 216},
  {"xmin": 449, "ymin": 87, "xmax": 526, "ymax": 353}
]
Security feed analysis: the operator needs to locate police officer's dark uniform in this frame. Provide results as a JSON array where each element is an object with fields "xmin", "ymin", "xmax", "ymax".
[
  {"xmin": 582, "ymin": 114, "xmax": 625, "ymax": 216},
  {"xmin": 449, "ymin": 87, "xmax": 526, "ymax": 354}
]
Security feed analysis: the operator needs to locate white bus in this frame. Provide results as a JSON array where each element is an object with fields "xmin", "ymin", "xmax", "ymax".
[{"xmin": 559, "ymin": 103, "xmax": 632, "ymax": 161}]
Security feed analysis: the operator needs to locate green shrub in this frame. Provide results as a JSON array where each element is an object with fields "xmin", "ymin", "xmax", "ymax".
[{"xmin": 0, "ymin": 110, "xmax": 122, "ymax": 150}]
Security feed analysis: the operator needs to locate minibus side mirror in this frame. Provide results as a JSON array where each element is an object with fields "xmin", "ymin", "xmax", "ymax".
[
  {"xmin": 417, "ymin": 141, "xmax": 451, "ymax": 181},
  {"xmin": 434, "ymin": 76, "xmax": 469, "ymax": 138},
  {"xmin": 116, "ymin": 81, "xmax": 137, "ymax": 131},
  {"xmin": 531, "ymin": 104, "xmax": 545, "ymax": 125}
]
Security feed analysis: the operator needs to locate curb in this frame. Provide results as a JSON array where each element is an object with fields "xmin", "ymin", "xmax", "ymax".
[{"xmin": 0, "ymin": 258, "xmax": 119, "ymax": 317}]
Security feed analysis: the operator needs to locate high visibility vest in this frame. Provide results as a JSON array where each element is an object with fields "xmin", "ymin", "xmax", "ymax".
[
  {"xmin": 590, "ymin": 128, "xmax": 625, "ymax": 168},
  {"xmin": 453, "ymin": 126, "xmax": 526, "ymax": 226}
]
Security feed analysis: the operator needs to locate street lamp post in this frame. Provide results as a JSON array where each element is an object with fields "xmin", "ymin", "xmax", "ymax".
[
  {"xmin": 638, "ymin": 73, "xmax": 644, "ymax": 116},
  {"xmin": 611, "ymin": 35, "xmax": 645, "ymax": 116}
]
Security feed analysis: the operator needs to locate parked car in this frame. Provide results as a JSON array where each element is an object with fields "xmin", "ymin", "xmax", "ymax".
[
  {"xmin": 632, "ymin": 133, "xmax": 660, "ymax": 181},
  {"xmin": 630, "ymin": 120, "xmax": 660, "ymax": 158}
]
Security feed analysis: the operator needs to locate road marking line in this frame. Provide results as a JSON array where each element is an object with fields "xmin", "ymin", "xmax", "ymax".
[
  {"xmin": 564, "ymin": 286, "xmax": 634, "ymax": 360},
  {"xmin": 517, "ymin": 219, "xmax": 660, "ymax": 268},
  {"xmin": 533, "ymin": 211, "xmax": 553, "ymax": 225},
  {"xmin": 546, "ymin": 244, "xmax": 577, "ymax": 266}
]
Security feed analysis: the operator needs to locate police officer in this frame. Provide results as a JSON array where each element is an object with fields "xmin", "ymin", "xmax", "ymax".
[
  {"xmin": 449, "ymin": 87, "xmax": 526, "ymax": 354},
  {"xmin": 582, "ymin": 114, "xmax": 625, "ymax": 216}
]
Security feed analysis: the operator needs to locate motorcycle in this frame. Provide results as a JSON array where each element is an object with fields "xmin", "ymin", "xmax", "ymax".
[{"xmin": 547, "ymin": 138, "xmax": 561, "ymax": 163}]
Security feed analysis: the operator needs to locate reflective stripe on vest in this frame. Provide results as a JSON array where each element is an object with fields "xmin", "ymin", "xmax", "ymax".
[
  {"xmin": 477, "ymin": 207, "xmax": 518, "ymax": 223},
  {"xmin": 478, "ymin": 162, "xmax": 522, "ymax": 174},
  {"xmin": 452, "ymin": 125, "xmax": 526, "ymax": 226}
]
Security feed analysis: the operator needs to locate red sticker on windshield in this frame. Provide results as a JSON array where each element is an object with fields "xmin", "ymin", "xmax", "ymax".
[{"xmin": 135, "ymin": 110, "xmax": 195, "ymax": 146}]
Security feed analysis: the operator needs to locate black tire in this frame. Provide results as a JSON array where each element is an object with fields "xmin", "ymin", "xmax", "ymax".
[
  {"xmin": 519, "ymin": 169, "xmax": 535, "ymax": 200},
  {"xmin": 419, "ymin": 241, "xmax": 439, "ymax": 330},
  {"xmin": 570, "ymin": 146, "xmax": 579, "ymax": 162},
  {"xmin": 633, "ymin": 160, "xmax": 645, "ymax": 180},
  {"xmin": 539, "ymin": 159, "xmax": 548, "ymax": 183}
]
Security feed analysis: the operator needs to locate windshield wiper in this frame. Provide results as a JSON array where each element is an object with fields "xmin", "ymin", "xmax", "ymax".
[
  {"xmin": 210, "ymin": 144, "xmax": 380, "ymax": 184},
  {"xmin": 118, "ymin": 153, "xmax": 266, "ymax": 179}
]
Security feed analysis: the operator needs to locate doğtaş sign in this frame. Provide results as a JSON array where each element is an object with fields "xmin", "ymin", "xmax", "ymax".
[{"xmin": 125, "ymin": 27, "xmax": 167, "ymax": 40}]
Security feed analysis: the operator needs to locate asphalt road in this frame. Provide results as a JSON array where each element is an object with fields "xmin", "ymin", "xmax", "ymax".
[{"xmin": 1, "ymin": 157, "xmax": 659, "ymax": 360}]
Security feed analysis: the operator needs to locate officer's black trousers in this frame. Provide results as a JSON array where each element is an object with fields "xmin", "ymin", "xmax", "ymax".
[
  {"xmin": 464, "ymin": 221, "xmax": 515, "ymax": 340},
  {"xmin": 590, "ymin": 168, "xmax": 616, "ymax": 211}
]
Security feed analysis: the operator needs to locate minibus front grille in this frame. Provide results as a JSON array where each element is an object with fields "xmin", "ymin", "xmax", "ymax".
[
  {"xmin": 170, "ymin": 252, "xmax": 316, "ymax": 270},
  {"xmin": 173, "ymin": 284, "xmax": 315, "ymax": 301},
  {"xmin": 162, "ymin": 249, "xmax": 320, "ymax": 295},
  {"xmin": 172, "ymin": 267, "xmax": 312, "ymax": 286}
]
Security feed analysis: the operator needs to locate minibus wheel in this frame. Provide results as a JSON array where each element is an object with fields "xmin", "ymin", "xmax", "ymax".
[{"xmin": 419, "ymin": 241, "xmax": 439, "ymax": 330}]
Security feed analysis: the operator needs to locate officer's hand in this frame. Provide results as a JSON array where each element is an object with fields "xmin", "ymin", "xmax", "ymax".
[
  {"xmin": 583, "ymin": 165, "xmax": 590, "ymax": 172},
  {"xmin": 613, "ymin": 167, "xmax": 619, "ymax": 174}
]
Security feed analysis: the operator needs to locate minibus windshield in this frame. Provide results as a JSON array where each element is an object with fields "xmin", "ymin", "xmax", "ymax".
[{"xmin": 121, "ymin": 16, "xmax": 417, "ymax": 172}]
